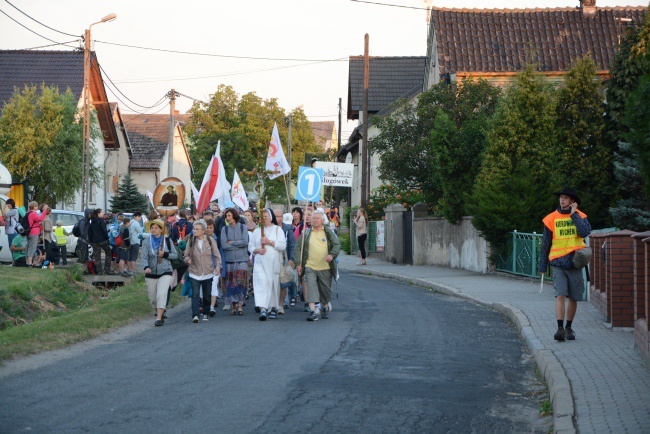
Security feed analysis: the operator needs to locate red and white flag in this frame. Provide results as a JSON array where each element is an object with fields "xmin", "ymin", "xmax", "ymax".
[
  {"xmin": 196, "ymin": 141, "xmax": 232, "ymax": 212},
  {"xmin": 265, "ymin": 122, "xmax": 290, "ymax": 180},
  {"xmin": 231, "ymin": 170, "xmax": 249, "ymax": 211}
]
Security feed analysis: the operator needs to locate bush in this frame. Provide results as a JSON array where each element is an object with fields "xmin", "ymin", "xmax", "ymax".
[
  {"xmin": 366, "ymin": 185, "xmax": 431, "ymax": 221},
  {"xmin": 338, "ymin": 232, "xmax": 350, "ymax": 254}
]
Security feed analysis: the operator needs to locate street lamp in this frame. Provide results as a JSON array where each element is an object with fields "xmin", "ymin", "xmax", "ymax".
[
  {"xmin": 81, "ymin": 13, "xmax": 116, "ymax": 210},
  {"xmin": 286, "ymin": 104, "xmax": 303, "ymax": 196}
]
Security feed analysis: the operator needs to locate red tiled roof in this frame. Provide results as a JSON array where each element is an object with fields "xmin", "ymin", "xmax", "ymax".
[
  {"xmin": 430, "ymin": 6, "xmax": 647, "ymax": 74},
  {"xmin": 123, "ymin": 114, "xmax": 187, "ymax": 170}
]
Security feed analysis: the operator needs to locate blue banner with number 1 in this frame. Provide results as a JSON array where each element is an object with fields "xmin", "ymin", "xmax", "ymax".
[{"xmin": 295, "ymin": 167, "xmax": 323, "ymax": 202}]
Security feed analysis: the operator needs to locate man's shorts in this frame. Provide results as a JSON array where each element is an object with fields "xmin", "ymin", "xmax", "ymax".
[
  {"xmin": 304, "ymin": 267, "xmax": 332, "ymax": 305},
  {"xmin": 552, "ymin": 267, "xmax": 584, "ymax": 301},
  {"xmin": 117, "ymin": 248, "xmax": 130, "ymax": 263},
  {"xmin": 130, "ymin": 244, "xmax": 140, "ymax": 262}
]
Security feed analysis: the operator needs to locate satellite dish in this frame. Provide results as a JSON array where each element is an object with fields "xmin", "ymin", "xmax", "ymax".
[
  {"xmin": 0, "ymin": 162, "xmax": 12, "ymax": 196},
  {"xmin": 345, "ymin": 152, "xmax": 352, "ymax": 164}
]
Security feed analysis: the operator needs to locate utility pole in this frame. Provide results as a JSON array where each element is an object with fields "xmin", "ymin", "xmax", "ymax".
[
  {"xmin": 361, "ymin": 33, "xmax": 369, "ymax": 208},
  {"xmin": 81, "ymin": 28, "xmax": 91, "ymax": 210},
  {"xmin": 287, "ymin": 112, "xmax": 293, "ymax": 197},
  {"xmin": 167, "ymin": 89, "xmax": 179, "ymax": 177},
  {"xmin": 338, "ymin": 97, "xmax": 342, "ymax": 150}
]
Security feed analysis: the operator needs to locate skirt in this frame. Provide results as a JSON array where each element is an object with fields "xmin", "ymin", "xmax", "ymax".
[{"xmin": 224, "ymin": 261, "xmax": 248, "ymax": 305}]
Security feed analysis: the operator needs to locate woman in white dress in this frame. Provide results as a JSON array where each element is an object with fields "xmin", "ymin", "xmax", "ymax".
[{"xmin": 248, "ymin": 209, "xmax": 286, "ymax": 321}]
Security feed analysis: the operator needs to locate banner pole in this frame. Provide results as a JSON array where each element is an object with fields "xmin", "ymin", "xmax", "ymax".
[{"xmin": 283, "ymin": 173, "xmax": 292, "ymax": 211}]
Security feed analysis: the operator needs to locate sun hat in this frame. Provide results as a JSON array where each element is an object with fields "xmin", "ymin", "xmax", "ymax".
[
  {"xmin": 56, "ymin": 220, "xmax": 63, "ymax": 225},
  {"xmin": 145, "ymin": 219, "xmax": 167, "ymax": 235},
  {"xmin": 553, "ymin": 187, "xmax": 581, "ymax": 206}
]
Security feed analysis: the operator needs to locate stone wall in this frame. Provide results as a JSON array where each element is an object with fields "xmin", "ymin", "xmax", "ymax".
[{"xmin": 412, "ymin": 216, "xmax": 489, "ymax": 273}]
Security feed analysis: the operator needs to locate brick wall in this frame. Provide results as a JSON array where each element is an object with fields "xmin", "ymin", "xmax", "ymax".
[
  {"xmin": 607, "ymin": 231, "xmax": 636, "ymax": 328},
  {"xmin": 633, "ymin": 234, "xmax": 650, "ymax": 362},
  {"xmin": 589, "ymin": 233, "xmax": 608, "ymax": 317}
]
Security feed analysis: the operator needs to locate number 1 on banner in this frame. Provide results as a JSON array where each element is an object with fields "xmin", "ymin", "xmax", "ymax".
[{"xmin": 295, "ymin": 167, "xmax": 323, "ymax": 202}]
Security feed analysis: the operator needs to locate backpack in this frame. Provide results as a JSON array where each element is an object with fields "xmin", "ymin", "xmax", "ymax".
[
  {"xmin": 72, "ymin": 218, "xmax": 83, "ymax": 237},
  {"xmin": 165, "ymin": 237, "xmax": 185, "ymax": 270},
  {"xmin": 108, "ymin": 220, "xmax": 120, "ymax": 247},
  {"xmin": 175, "ymin": 221, "xmax": 187, "ymax": 242},
  {"xmin": 115, "ymin": 232, "xmax": 123, "ymax": 247},
  {"xmin": 17, "ymin": 211, "xmax": 33, "ymax": 235}
]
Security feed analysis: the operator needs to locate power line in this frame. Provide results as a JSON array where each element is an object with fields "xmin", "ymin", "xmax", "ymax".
[
  {"xmin": 112, "ymin": 58, "xmax": 346, "ymax": 84},
  {"xmin": 0, "ymin": 8, "xmax": 77, "ymax": 48},
  {"xmin": 4, "ymin": 0, "xmax": 78, "ymax": 37},
  {"xmin": 18, "ymin": 40, "xmax": 79, "ymax": 50},
  {"xmin": 349, "ymin": 0, "xmax": 430, "ymax": 10},
  {"xmin": 95, "ymin": 39, "xmax": 348, "ymax": 63},
  {"xmin": 96, "ymin": 58, "xmax": 168, "ymax": 109}
]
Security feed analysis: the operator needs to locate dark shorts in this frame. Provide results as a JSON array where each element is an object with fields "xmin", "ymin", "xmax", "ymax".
[
  {"xmin": 117, "ymin": 248, "xmax": 130, "ymax": 262},
  {"xmin": 130, "ymin": 244, "xmax": 140, "ymax": 262},
  {"xmin": 552, "ymin": 267, "xmax": 584, "ymax": 301}
]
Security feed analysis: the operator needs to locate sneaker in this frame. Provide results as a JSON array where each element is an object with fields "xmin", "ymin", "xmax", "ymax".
[
  {"xmin": 303, "ymin": 303, "xmax": 310, "ymax": 312},
  {"xmin": 193, "ymin": 315, "xmax": 199, "ymax": 323},
  {"xmin": 321, "ymin": 309, "xmax": 329, "ymax": 320},
  {"xmin": 307, "ymin": 309, "xmax": 320, "ymax": 321},
  {"xmin": 202, "ymin": 314, "xmax": 209, "ymax": 322},
  {"xmin": 268, "ymin": 309, "xmax": 277, "ymax": 319},
  {"xmin": 554, "ymin": 327, "xmax": 566, "ymax": 342},
  {"xmin": 290, "ymin": 298, "xmax": 296, "ymax": 307},
  {"xmin": 154, "ymin": 319, "xmax": 164, "ymax": 326},
  {"xmin": 565, "ymin": 328, "xmax": 576, "ymax": 340},
  {"xmin": 223, "ymin": 304, "xmax": 230, "ymax": 311},
  {"xmin": 259, "ymin": 310, "xmax": 267, "ymax": 321},
  {"xmin": 278, "ymin": 307, "xmax": 285, "ymax": 315},
  {"xmin": 209, "ymin": 306, "xmax": 216, "ymax": 317}
]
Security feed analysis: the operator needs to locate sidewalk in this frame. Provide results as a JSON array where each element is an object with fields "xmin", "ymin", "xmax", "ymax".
[{"xmin": 338, "ymin": 254, "xmax": 649, "ymax": 434}]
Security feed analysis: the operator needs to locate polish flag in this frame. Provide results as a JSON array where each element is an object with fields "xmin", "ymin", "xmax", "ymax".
[
  {"xmin": 265, "ymin": 122, "xmax": 290, "ymax": 180},
  {"xmin": 196, "ymin": 142, "xmax": 231, "ymax": 212}
]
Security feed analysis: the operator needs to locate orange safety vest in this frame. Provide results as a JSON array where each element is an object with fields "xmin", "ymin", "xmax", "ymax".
[{"xmin": 542, "ymin": 210, "xmax": 587, "ymax": 261}]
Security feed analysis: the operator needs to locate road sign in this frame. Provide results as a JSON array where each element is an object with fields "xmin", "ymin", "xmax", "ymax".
[{"xmin": 295, "ymin": 166, "xmax": 323, "ymax": 202}]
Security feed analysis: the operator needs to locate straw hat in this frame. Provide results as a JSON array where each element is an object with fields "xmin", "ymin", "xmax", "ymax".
[{"xmin": 145, "ymin": 219, "xmax": 167, "ymax": 235}]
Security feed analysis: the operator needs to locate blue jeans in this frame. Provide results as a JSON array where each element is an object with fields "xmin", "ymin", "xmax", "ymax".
[{"xmin": 190, "ymin": 277, "xmax": 212, "ymax": 317}]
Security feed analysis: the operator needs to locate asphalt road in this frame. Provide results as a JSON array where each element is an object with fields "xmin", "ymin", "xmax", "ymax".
[{"xmin": 0, "ymin": 271, "xmax": 551, "ymax": 433}]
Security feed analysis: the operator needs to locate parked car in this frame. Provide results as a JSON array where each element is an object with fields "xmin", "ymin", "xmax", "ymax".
[{"xmin": 48, "ymin": 210, "xmax": 85, "ymax": 257}]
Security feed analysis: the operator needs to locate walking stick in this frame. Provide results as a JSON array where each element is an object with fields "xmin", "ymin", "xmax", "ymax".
[{"xmin": 539, "ymin": 274, "xmax": 545, "ymax": 293}]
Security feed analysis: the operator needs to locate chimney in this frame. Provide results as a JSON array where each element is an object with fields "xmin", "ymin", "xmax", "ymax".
[
  {"xmin": 174, "ymin": 110, "xmax": 180, "ymax": 115},
  {"xmin": 580, "ymin": 0, "xmax": 597, "ymax": 15}
]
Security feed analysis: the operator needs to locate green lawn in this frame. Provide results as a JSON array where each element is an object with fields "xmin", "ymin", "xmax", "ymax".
[{"xmin": 0, "ymin": 265, "xmax": 182, "ymax": 363}]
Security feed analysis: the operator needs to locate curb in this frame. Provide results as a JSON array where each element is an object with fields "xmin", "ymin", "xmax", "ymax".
[{"xmin": 352, "ymin": 268, "xmax": 576, "ymax": 434}]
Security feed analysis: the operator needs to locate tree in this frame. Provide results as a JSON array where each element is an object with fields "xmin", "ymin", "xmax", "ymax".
[
  {"xmin": 109, "ymin": 173, "xmax": 148, "ymax": 213},
  {"xmin": 607, "ymin": 10, "xmax": 650, "ymax": 230},
  {"xmin": 469, "ymin": 65, "xmax": 560, "ymax": 249},
  {"xmin": 0, "ymin": 84, "xmax": 93, "ymax": 205},
  {"xmin": 370, "ymin": 79, "xmax": 500, "ymax": 220},
  {"xmin": 184, "ymin": 84, "xmax": 321, "ymax": 203},
  {"xmin": 555, "ymin": 55, "xmax": 613, "ymax": 228}
]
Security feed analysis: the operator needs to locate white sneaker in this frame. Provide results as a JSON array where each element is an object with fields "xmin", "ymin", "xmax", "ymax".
[
  {"xmin": 223, "ymin": 304, "xmax": 230, "ymax": 311},
  {"xmin": 192, "ymin": 315, "xmax": 199, "ymax": 323},
  {"xmin": 278, "ymin": 307, "xmax": 285, "ymax": 315},
  {"xmin": 202, "ymin": 314, "xmax": 209, "ymax": 321}
]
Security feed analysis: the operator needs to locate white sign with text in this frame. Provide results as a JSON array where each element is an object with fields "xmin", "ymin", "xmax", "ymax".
[{"xmin": 314, "ymin": 162, "xmax": 354, "ymax": 187}]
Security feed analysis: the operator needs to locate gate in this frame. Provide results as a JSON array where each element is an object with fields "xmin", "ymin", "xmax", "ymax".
[{"xmin": 403, "ymin": 210, "xmax": 413, "ymax": 265}]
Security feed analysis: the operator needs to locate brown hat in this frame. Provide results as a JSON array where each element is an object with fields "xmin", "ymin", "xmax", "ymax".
[{"xmin": 145, "ymin": 219, "xmax": 167, "ymax": 235}]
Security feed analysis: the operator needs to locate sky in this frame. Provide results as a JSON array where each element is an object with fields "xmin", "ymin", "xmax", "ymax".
[{"xmin": 0, "ymin": 0, "xmax": 646, "ymax": 140}]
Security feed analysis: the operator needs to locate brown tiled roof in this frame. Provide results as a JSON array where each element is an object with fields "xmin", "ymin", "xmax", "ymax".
[
  {"xmin": 0, "ymin": 50, "xmax": 119, "ymax": 148},
  {"xmin": 348, "ymin": 56, "xmax": 426, "ymax": 120},
  {"xmin": 123, "ymin": 114, "xmax": 173, "ymax": 170},
  {"xmin": 311, "ymin": 121, "xmax": 334, "ymax": 140},
  {"xmin": 430, "ymin": 6, "xmax": 647, "ymax": 74}
]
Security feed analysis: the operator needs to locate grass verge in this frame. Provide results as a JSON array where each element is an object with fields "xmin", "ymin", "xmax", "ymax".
[{"xmin": 0, "ymin": 264, "xmax": 183, "ymax": 363}]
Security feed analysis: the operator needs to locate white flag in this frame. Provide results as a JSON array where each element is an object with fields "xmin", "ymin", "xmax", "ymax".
[
  {"xmin": 190, "ymin": 181, "xmax": 200, "ymax": 205},
  {"xmin": 231, "ymin": 170, "xmax": 249, "ymax": 211},
  {"xmin": 215, "ymin": 142, "xmax": 232, "ymax": 209},
  {"xmin": 265, "ymin": 122, "xmax": 290, "ymax": 180},
  {"xmin": 145, "ymin": 190, "xmax": 155, "ymax": 207}
]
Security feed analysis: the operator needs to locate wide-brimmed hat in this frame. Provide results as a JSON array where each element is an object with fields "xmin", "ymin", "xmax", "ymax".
[
  {"xmin": 553, "ymin": 187, "xmax": 581, "ymax": 205},
  {"xmin": 145, "ymin": 219, "xmax": 167, "ymax": 234}
]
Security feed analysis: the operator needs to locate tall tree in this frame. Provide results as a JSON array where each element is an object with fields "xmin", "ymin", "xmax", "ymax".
[
  {"xmin": 185, "ymin": 84, "xmax": 320, "ymax": 203},
  {"xmin": 555, "ymin": 55, "xmax": 612, "ymax": 228},
  {"xmin": 607, "ymin": 10, "xmax": 650, "ymax": 230},
  {"xmin": 0, "ymin": 84, "xmax": 94, "ymax": 205},
  {"xmin": 109, "ymin": 173, "xmax": 148, "ymax": 213},
  {"xmin": 370, "ymin": 79, "xmax": 500, "ymax": 219},
  {"xmin": 469, "ymin": 65, "xmax": 559, "ymax": 249}
]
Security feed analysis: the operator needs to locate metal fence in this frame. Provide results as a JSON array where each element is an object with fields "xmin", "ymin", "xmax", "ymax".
[
  {"xmin": 349, "ymin": 220, "xmax": 379, "ymax": 253},
  {"xmin": 495, "ymin": 231, "xmax": 547, "ymax": 278}
]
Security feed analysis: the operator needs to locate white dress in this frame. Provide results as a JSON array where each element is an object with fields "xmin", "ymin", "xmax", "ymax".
[{"xmin": 248, "ymin": 224, "xmax": 286, "ymax": 310}]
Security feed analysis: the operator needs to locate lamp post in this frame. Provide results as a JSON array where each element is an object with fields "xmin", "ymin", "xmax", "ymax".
[{"xmin": 81, "ymin": 13, "xmax": 116, "ymax": 210}]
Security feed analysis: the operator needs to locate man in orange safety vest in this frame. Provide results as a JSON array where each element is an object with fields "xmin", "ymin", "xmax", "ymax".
[{"xmin": 539, "ymin": 187, "xmax": 592, "ymax": 342}]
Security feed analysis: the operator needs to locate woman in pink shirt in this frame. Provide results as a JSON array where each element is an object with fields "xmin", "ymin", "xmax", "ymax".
[{"xmin": 25, "ymin": 201, "xmax": 49, "ymax": 266}]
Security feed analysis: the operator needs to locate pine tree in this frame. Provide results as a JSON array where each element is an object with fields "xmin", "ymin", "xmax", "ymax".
[
  {"xmin": 555, "ymin": 55, "xmax": 613, "ymax": 228},
  {"xmin": 109, "ymin": 173, "xmax": 148, "ymax": 213}
]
